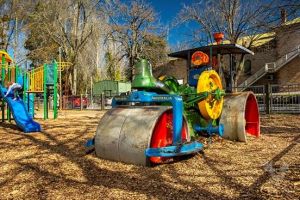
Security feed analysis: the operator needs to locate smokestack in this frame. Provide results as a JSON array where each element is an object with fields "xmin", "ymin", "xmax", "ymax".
[{"xmin": 280, "ymin": 9, "xmax": 287, "ymax": 24}]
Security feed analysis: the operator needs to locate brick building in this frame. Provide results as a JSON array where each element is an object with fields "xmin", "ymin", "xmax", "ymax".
[
  {"xmin": 240, "ymin": 17, "xmax": 300, "ymax": 88},
  {"xmin": 154, "ymin": 17, "xmax": 300, "ymax": 89}
]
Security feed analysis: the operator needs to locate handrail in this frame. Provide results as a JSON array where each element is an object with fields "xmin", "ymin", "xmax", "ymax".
[{"xmin": 239, "ymin": 45, "xmax": 300, "ymax": 91}]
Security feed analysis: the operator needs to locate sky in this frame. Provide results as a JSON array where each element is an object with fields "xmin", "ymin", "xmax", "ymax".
[
  {"xmin": 147, "ymin": 0, "xmax": 196, "ymax": 48},
  {"xmin": 9, "ymin": 0, "xmax": 191, "ymax": 65},
  {"xmin": 137, "ymin": 0, "xmax": 300, "ymax": 49}
]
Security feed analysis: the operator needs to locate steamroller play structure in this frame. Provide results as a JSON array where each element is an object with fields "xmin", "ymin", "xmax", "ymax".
[
  {"xmin": 88, "ymin": 42, "xmax": 260, "ymax": 166},
  {"xmin": 0, "ymin": 50, "xmax": 60, "ymax": 133}
]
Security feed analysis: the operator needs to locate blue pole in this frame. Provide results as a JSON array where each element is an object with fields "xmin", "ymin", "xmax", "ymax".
[{"xmin": 172, "ymin": 96, "xmax": 183, "ymax": 145}]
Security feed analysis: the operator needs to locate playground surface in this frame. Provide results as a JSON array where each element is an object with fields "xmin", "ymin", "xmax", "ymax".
[{"xmin": 0, "ymin": 110, "xmax": 299, "ymax": 199}]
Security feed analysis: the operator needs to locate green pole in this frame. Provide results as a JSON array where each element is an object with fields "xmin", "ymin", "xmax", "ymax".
[
  {"xmin": 31, "ymin": 68, "xmax": 35, "ymax": 118},
  {"xmin": 53, "ymin": 61, "xmax": 58, "ymax": 119},
  {"xmin": 1, "ymin": 55, "xmax": 5, "ymax": 122},
  {"xmin": 23, "ymin": 70, "xmax": 28, "ymax": 106},
  {"xmin": 1, "ymin": 55, "xmax": 4, "ymax": 85},
  {"xmin": 13, "ymin": 65, "xmax": 19, "ymax": 121},
  {"xmin": 43, "ymin": 63, "xmax": 48, "ymax": 120}
]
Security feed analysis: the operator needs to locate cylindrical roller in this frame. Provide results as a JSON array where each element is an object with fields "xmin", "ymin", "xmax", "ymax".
[
  {"xmin": 94, "ymin": 106, "xmax": 189, "ymax": 166},
  {"xmin": 220, "ymin": 92, "xmax": 260, "ymax": 142}
]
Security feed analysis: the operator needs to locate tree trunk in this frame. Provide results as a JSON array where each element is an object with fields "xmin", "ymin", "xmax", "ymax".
[
  {"xmin": 73, "ymin": 66, "xmax": 77, "ymax": 95},
  {"xmin": 233, "ymin": 54, "xmax": 246, "ymax": 92},
  {"xmin": 128, "ymin": 56, "xmax": 134, "ymax": 81}
]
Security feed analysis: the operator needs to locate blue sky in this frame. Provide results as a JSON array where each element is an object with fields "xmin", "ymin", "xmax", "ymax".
[
  {"xmin": 148, "ymin": 0, "xmax": 196, "ymax": 48},
  {"xmin": 144, "ymin": 0, "xmax": 300, "ymax": 49}
]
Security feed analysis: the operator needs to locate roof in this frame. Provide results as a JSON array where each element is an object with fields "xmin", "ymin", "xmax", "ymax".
[
  {"xmin": 168, "ymin": 44, "xmax": 254, "ymax": 59},
  {"xmin": 221, "ymin": 32, "xmax": 276, "ymax": 47},
  {"xmin": 0, "ymin": 50, "xmax": 13, "ymax": 63},
  {"xmin": 210, "ymin": 17, "xmax": 300, "ymax": 48},
  {"xmin": 283, "ymin": 17, "xmax": 300, "ymax": 26}
]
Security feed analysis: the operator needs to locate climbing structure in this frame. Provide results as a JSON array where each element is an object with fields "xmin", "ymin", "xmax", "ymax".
[
  {"xmin": 0, "ymin": 51, "xmax": 41, "ymax": 132},
  {"xmin": 25, "ymin": 62, "xmax": 58, "ymax": 119},
  {"xmin": 0, "ymin": 50, "xmax": 59, "ymax": 132}
]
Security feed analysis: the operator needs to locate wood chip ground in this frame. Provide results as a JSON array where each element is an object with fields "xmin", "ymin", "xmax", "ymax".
[{"xmin": 0, "ymin": 110, "xmax": 299, "ymax": 199}]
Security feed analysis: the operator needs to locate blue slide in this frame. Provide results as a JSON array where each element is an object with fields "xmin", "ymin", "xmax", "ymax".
[{"xmin": 0, "ymin": 84, "xmax": 41, "ymax": 133}]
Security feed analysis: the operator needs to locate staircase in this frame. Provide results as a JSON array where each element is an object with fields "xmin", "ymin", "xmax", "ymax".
[{"xmin": 238, "ymin": 45, "xmax": 300, "ymax": 91}]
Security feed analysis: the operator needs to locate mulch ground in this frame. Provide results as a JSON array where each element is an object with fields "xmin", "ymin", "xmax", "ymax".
[{"xmin": 0, "ymin": 110, "xmax": 299, "ymax": 200}]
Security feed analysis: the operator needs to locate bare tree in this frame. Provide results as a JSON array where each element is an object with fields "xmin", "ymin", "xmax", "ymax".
[
  {"xmin": 176, "ymin": 0, "xmax": 300, "ymax": 89},
  {"xmin": 0, "ymin": 0, "xmax": 32, "ymax": 54},
  {"xmin": 25, "ymin": 0, "xmax": 108, "ymax": 95},
  {"xmin": 141, "ymin": 34, "xmax": 169, "ymax": 69},
  {"xmin": 105, "ymin": 0, "xmax": 165, "ymax": 81}
]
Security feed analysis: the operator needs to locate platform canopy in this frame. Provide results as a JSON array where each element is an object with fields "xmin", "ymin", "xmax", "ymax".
[
  {"xmin": 0, "ymin": 50, "xmax": 13, "ymax": 63},
  {"xmin": 168, "ymin": 44, "xmax": 254, "ymax": 59}
]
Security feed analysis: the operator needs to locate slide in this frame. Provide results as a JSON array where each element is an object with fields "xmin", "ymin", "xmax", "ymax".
[{"xmin": 0, "ymin": 84, "xmax": 41, "ymax": 133}]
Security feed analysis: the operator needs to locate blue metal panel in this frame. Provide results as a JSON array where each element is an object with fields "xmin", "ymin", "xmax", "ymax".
[
  {"xmin": 145, "ymin": 141, "xmax": 203, "ymax": 157},
  {"xmin": 46, "ymin": 63, "xmax": 55, "ymax": 84},
  {"xmin": 188, "ymin": 67, "xmax": 208, "ymax": 86},
  {"xmin": 28, "ymin": 93, "xmax": 35, "ymax": 118},
  {"xmin": 16, "ymin": 75, "xmax": 23, "ymax": 86}
]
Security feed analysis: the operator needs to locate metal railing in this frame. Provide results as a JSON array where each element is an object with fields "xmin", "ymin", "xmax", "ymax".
[
  {"xmin": 269, "ymin": 84, "xmax": 300, "ymax": 113},
  {"xmin": 234, "ymin": 85, "xmax": 266, "ymax": 113},
  {"xmin": 239, "ymin": 45, "xmax": 300, "ymax": 90},
  {"xmin": 235, "ymin": 83, "xmax": 300, "ymax": 114},
  {"xmin": 61, "ymin": 93, "xmax": 121, "ymax": 110}
]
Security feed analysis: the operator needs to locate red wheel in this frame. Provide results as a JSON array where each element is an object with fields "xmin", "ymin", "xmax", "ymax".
[
  {"xmin": 245, "ymin": 93, "xmax": 260, "ymax": 137},
  {"xmin": 149, "ymin": 110, "xmax": 188, "ymax": 164}
]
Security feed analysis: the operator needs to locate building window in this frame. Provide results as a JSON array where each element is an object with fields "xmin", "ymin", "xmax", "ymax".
[{"xmin": 244, "ymin": 59, "xmax": 251, "ymax": 75}]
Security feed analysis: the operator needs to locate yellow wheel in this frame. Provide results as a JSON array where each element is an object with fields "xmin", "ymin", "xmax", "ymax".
[{"xmin": 197, "ymin": 70, "xmax": 223, "ymax": 120}]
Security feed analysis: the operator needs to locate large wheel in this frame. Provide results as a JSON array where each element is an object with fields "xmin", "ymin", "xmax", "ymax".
[
  {"xmin": 94, "ymin": 106, "xmax": 189, "ymax": 166},
  {"xmin": 150, "ymin": 110, "xmax": 189, "ymax": 164},
  {"xmin": 220, "ymin": 92, "xmax": 260, "ymax": 142},
  {"xmin": 197, "ymin": 70, "xmax": 224, "ymax": 120}
]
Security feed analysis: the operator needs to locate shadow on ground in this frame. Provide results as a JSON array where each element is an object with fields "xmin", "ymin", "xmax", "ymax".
[{"xmin": 0, "ymin": 111, "xmax": 299, "ymax": 199}]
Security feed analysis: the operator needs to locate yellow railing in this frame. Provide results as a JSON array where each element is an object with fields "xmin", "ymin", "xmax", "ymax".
[
  {"xmin": 57, "ymin": 62, "xmax": 72, "ymax": 71},
  {"xmin": 28, "ymin": 66, "xmax": 44, "ymax": 92},
  {"xmin": 3, "ymin": 61, "xmax": 72, "ymax": 93}
]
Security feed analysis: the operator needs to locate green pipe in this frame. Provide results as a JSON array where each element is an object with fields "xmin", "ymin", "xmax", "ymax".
[
  {"xmin": 1, "ymin": 55, "xmax": 5, "ymax": 122},
  {"xmin": 43, "ymin": 64, "xmax": 48, "ymax": 120},
  {"xmin": 23, "ymin": 71, "xmax": 28, "ymax": 106}
]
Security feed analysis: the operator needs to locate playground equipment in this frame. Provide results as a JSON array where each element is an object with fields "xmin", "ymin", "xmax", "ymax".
[
  {"xmin": 88, "ymin": 43, "xmax": 260, "ymax": 166},
  {"xmin": 0, "ymin": 50, "xmax": 60, "ymax": 132},
  {"xmin": 0, "ymin": 51, "xmax": 41, "ymax": 132},
  {"xmin": 25, "ymin": 61, "xmax": 59, "ymax": 119}
]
